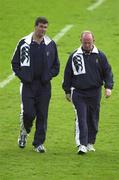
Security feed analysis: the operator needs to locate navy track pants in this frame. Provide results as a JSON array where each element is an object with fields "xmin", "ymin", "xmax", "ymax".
[{"xmin": 72, "ymin": 90, "xmax": 101, "ymax": 146}]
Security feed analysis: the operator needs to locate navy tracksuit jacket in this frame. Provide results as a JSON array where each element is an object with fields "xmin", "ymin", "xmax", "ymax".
[
  {"xmin": 62, "ymin": 46, "xmax": 114, "ymax": 146},
  {"xmin": 11, "ymin": 33, "xmax": 60, "ymax": 147}
]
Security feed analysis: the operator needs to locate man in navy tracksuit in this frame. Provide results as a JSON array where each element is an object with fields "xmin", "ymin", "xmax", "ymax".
[
  {"xmin": 11, "ymin": 17, "xmax": 60, "ymax": 153},
  {"xmin": 62, "ymin": 31, "xmax": 114, "ymax": 154}
]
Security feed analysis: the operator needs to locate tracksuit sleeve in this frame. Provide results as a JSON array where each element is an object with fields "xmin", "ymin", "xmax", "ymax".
[
  {"xmin": 50, "ymin": 42, "xmax": 60, "ymax": 78},
  {"xmin": 62, "ymin": 54, "xmax": 73, "ymax": 94},
  {"xmin": 41, "ymin": 42, "xmax": 60, "ymax": 84},
  {"xmin": 100, "ymin": 52, "xmax": 114, "ymax": 89},
  {"xmin": 11, "ymin": 42, "xmax": 22, "ymax": 80},
  {"xmin": 11, "ymin": 41, "xmax": 33, "ymax": 83}
]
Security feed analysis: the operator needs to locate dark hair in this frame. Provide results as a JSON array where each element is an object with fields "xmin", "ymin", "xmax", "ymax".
[{"xmin": 35, "ymin": 16, "xmax": 48, "ymax": 26}]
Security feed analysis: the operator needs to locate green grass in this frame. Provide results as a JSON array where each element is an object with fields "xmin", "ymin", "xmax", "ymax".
[{"xmin": 0, "ymin": 0, "xmax": 119, "ymax": 179}]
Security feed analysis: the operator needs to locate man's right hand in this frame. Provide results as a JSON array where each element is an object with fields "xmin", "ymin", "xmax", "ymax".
[{"xmin": 66, "ymin": 93, "xmax": 71, "ymax": 102}]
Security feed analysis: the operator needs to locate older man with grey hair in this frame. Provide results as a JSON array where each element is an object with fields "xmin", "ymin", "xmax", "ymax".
[{"xmin": 62, "ymin": 31, "xmax": 114, "ymax": 154}]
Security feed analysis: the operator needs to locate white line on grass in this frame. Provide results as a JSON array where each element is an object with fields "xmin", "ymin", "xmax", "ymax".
[
  {"xmin": 87, "ymin": 0, "xmax": 105, "ymax": 11},
  {"xmin": 0, "ymin": 73, "xmax": 15, "ymax": 88},
  {"xmin": 0, "ymin": 24, "xmax": 74, "ymax": 88},
  {"xmin": 53, "ymin": 24, "xmax": 74, "ymax": 42}
]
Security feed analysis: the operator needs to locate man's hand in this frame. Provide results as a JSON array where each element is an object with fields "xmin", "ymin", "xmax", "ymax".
[
  {"xmin": 105, "ymin": 88, "xmax": 112, "ymax": 98},
  {"xmin": 66, "ymin": 93, "xmax": 71, "ymax": 102}
]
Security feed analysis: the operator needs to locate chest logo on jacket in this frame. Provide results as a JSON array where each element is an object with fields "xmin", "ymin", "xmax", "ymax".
[
  {"xmin": 20, "ymin": 43, "xmax": 30, "ymax": 67},
  {"xmin": 46, "ymin": 51, "xmax": 50, "ymax": 56},
  {"xmin": 72, "ymin": 53, "xmax": 86, "ymax": 75}
]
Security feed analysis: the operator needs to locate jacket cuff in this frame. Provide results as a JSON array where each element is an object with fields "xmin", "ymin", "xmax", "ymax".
[{"xmin": 104, "ymin": 85, "xmax": 113, "ymax": 90}]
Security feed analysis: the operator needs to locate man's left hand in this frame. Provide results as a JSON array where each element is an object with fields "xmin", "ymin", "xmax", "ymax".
[{"xmin": 105, "ymin": 88, "xmax": 112, "ymax": 98}]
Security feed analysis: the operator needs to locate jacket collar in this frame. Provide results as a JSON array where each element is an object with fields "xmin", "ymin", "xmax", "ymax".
[
  {"xmin": 22, "ymin": 32, "xmax": 52, "ymax": 45},
  {"xmin": 77, "ymin": 45, "xmax": 99, "ymax": 54}
]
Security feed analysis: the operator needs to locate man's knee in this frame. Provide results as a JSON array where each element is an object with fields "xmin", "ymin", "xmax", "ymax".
[
  {"xmin": 23, "ymin": 112, "xmax": 35, "ymax": 132},
  {"xmin": 23, "ymin": 112, "xmax": 35, "ymax": 121}
]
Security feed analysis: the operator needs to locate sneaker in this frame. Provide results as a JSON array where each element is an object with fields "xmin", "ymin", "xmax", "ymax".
[
  {"xmin": 34, "ymin": 144, "xmax": 46, "ymax": 153},
  {"xmin": 18, "ymin": 134, "xmax": 27, "ymax": 148},
  {"xmin": 87, "ymin": 144, "xmax": 95, "ymax": 152},
  {"xmin": 77, "ymin": 145, "xmax": 87, "ymax": 154}
]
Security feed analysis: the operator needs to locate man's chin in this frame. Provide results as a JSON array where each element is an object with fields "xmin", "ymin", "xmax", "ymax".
[
  {"xmin": 85, "ymin": 50, "xmax": 91, "ymax": 53},
  {"xmin": 38, "ymin": 33, "xmax": 45, "ymax": 38}
]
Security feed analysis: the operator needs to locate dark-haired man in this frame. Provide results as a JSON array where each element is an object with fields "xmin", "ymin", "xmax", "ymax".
[
  {"xmin": 12, "ymin": 17, "xmax": 60, "ymax": 153},
  {"xmin": 62, "ymin": 31, "xmax": 114, "ymax": 154}
]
